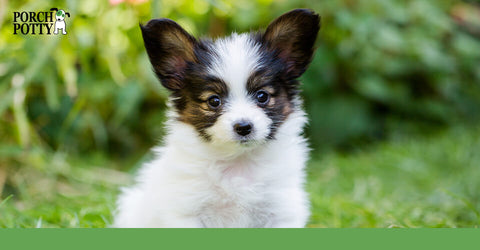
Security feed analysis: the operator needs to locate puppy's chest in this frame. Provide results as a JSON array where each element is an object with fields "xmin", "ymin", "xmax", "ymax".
[{"xmin": 196, "ymin": 161, "xmax": 274, "ymax": 227}]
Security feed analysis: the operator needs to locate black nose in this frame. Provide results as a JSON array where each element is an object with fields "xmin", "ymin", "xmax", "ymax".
[{"xmin": 234, "ymin": 121, "xmax": 253, "ymax": 136}]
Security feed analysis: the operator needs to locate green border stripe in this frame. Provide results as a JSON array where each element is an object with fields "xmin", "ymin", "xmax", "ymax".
[{"xmin": 1, "ymin": 229, "xmax": 479, "ymax": 249}]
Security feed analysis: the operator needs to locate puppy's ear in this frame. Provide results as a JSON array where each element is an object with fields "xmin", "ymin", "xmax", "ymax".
[
  {"xmin": 140, "ymin": 19, "xmax": 197, "ymax": 90},
  {"xmin": 263, "ymin": 9, "xmax": 320, "ymax": 78}
]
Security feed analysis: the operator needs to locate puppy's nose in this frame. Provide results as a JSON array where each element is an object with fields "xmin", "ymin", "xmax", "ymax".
[{"xmin": 234, "ymin": 121, "xmax": 253, "ymax": 136}]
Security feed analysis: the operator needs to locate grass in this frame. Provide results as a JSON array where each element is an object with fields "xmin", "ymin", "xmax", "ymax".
[
  {"xmin": 0, "ymin": 126, "xmax": 479, "ymax": 228},
  {"xmin": 307, "ymin": 126, "xmax": 480, "ymax": 228},
  {"xmin": 0, "ymin": 152, "xmax": 131, "ymax": 228}
]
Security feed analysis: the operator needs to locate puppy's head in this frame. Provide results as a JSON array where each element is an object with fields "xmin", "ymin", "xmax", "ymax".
[
  {"xmin": 141, "ymin": 9, "xmax": 320, "ymax": 147},
  {"xmin": 56, "ymin": 10, "xmax": 66, "ymax": 21}
]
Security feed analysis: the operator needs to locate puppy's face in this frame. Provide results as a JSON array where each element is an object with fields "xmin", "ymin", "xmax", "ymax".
[{"xmin": 141, "ymin": 9, "xmax": 320, "ymax": 147}]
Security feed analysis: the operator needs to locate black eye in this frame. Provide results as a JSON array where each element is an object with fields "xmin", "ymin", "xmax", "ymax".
[
  {"xmin": 256, "ymin": 90, "xmax": 269, "ymax": 104},
  {"xmin": 207, "ymin": 95, "xmax": 221, "ymax": 108}
]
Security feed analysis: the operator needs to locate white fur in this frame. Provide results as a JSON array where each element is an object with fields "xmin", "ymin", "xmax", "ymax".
[
  {"xmin": 113, "ymin": 34, "xmax": 310, "ymax": 228},
  {"xmin": 206, "ymin": 33, "xmax": 272, "ymax": 144},
  {"xmin": 208, "ymin": 33, "xmax": 261, "ymax": 99}
]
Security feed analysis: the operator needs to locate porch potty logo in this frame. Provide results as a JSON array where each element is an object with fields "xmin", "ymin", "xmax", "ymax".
[{"xmin": 13, "ymin": 8, "xmax": 70, "ymax": 35}]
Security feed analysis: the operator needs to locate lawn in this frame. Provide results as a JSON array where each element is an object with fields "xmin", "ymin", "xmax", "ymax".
[
  {"xmin": 0, "ymin": 126, "xmax": 479, "ymax": 228},
  {"xmin": 307, "ymin": 126, "xmax": 480, "ymax": 228}
]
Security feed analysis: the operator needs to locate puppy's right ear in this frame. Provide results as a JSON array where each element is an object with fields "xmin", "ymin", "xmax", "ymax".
[{"xmin": 140, "ymin": 19, "xmax": 197, "ymax": 91}]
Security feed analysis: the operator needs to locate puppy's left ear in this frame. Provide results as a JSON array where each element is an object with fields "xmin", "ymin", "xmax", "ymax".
[{"xmin": 263, "ymin": 9, "xmax": 321, "ymax": 78}]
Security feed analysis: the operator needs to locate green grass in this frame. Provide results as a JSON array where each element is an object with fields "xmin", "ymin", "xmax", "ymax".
[
  {"xmin": 307, "ymin": 126, "xmax": 480, "ymax": 228},
  {"xmin": 1, "ymin": 127, "xmax": 479, "ymax": 228},
  {"xmin": 0, "ymin": 152, "xmax": 132, "ymax": 228}
]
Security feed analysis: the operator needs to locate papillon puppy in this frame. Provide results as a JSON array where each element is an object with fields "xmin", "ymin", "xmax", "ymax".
[{"xmin": 114, "ymin": 9, "xmax": 320, "ymax": 228}]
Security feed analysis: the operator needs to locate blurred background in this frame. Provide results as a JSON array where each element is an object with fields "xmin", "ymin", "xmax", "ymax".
[{"xmin": 0, "ymin": 0, "xmax": 479, "ymax": 227}]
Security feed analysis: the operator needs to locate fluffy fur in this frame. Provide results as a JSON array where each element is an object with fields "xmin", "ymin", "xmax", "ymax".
[{"xmin": 114, "ymin": 9, "xmax": 320, "ymax": 228}]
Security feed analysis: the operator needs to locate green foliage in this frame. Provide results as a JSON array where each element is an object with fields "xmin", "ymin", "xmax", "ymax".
[
  {"xmin": 302, "ymin": 0, "xmax": 480, "ymax": 150},
  {"xmin": 1, "ymin": 0, "xmax": 480, "ymax": 227}
]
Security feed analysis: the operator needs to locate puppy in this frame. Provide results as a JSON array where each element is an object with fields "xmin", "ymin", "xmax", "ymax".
[{"xmin": 114, "ymin": 9, "xmax": 320, "ymax": 228}]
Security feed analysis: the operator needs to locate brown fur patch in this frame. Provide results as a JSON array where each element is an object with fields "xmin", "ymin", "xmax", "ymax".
[{"xmin": 174, "ymin": 75, "xmax": 229, "ymax": 140}]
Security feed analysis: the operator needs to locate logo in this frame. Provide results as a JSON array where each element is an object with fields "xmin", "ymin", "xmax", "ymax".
[{"xmin": 13, "ymin": 8, "xmax": 70, "ymax": 35}]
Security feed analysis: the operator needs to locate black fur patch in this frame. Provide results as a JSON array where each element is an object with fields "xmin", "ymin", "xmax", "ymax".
[
  {"xmin": 140, "ymin": 19, "xmax": 197, "ymax": 91},
  {"xmin": 246, "ymin": 55, "xmax": 295, "ymax": 140},
  {"xmin": 244, "ymin": 9, "xmax": 321, "ymax": 139}
]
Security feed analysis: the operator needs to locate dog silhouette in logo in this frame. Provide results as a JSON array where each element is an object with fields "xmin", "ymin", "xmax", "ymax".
[{"xmin": 50, "ymin": 8, "xmax": 70, "ymax": 35}]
